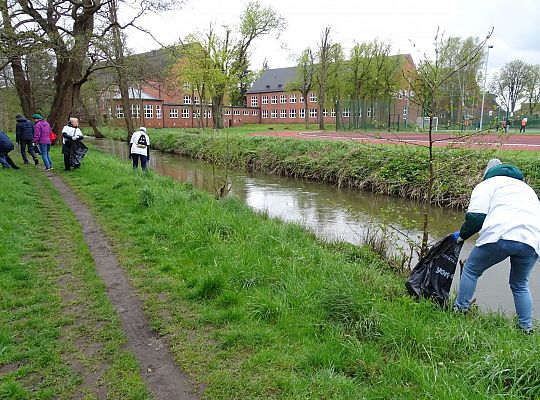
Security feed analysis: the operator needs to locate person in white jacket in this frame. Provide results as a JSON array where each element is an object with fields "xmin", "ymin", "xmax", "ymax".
[
  {"xmin": 61, "ymin": 117, "xmax": 85, "ymax": 170},
  {"xmin": 129, "ymin": 127, "xmax": 150, "ymax": 171}
]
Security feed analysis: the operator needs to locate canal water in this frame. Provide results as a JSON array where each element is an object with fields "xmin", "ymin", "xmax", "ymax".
[{"xmin": 92, "ymin": 138, "xmax": 540, "ymax": 319}]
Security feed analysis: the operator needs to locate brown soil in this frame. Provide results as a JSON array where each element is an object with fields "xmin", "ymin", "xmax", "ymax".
[{"xmin": 47, "ymin": 173, "xmax": 200, "ymax": 400}]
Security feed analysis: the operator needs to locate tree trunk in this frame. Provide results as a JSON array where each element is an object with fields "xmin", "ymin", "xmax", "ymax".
[
  {"xmin": 303, "ymin": 97, "xmax": 309, "ymax": 128},
  {"xmin": 212, "ymin": 94, "xmax": 224, "ymax": 129},
  {"xmin": 10, "ymin": 57, "xmax": 36, "ymax": 118},
  {"xmin": 1, "ymin": 1, "xmax": 36, "ymax": 117}
]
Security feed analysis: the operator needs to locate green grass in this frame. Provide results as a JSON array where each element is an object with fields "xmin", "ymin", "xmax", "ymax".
[
  {"xmin": 53, "ymin": 147, "xmax": 540, "ymax": 399},
  {"xmin": 0, "ymin": 156, "xmax": 150, "ymax": 399}
]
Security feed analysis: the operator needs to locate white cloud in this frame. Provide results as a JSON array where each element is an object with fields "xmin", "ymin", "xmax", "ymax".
[{"xmin": 125, "ymin": 0, "xmax": 540, "ymax": 73}]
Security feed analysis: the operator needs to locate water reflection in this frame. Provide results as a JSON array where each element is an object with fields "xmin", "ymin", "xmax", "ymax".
[{"xmin": 91, "ymin": 138, "xmax": 539, "ymax": 319}]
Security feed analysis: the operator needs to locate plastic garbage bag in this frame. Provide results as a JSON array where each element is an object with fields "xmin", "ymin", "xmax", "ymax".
[{"xmin": 405, "ymin": 234, "xmax": 463, "ymax": 307}]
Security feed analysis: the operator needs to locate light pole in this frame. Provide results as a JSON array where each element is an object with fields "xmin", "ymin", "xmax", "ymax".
[{"xmin": 479, "ymin": 44, "xmax": 493, "ymax": 131}]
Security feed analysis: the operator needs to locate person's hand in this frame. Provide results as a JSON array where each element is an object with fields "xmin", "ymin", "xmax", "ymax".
[{"xmin": 451, "ymin": 231, "xmax": 464, "ymax": 243}]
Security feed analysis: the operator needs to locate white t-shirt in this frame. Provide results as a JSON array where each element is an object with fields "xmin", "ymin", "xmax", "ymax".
[
  {"xmin": 130, "ymin": 130, "xmax": 150, "ymax": 156},
  {"xmin": 467, "ymin": 176, "xmax": 540, "ymax": 255}
]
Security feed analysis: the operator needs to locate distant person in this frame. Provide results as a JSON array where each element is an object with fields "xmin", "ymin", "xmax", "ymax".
[
  {"xmin": 32, "ymin": 113, "xmax": 53, "ymax": 171},
  {"xmin": 520, "ymin": 117, "xmax": 528, "ymax": 133},
  {"xmin": 452, "ymin": 159, "xmax": 540, "ymax": 334},
  {"xmin": 0, "ymin": 130, "xmax": 20, "ymax": 169},
  {"xmin": 505, "ymin": 119, "xmax": 511, "ymax": 133},
  {"xmin": 61, "ymin": 117, "xmax": 87, "ymax": 171},
  {"xmin": 15, "ymin": 114, "xmax": 39, "ymax": 165},
  {"xmin": 129, "ymin": 127, "xmax": 150, "ymax": 171}
]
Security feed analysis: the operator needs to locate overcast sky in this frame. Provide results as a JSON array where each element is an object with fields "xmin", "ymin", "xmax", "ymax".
[{"xmin": 126, "ymin": 0, "xmax": 540, "ymax": 79}]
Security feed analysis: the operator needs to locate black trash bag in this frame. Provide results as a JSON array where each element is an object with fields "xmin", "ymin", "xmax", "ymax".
[
  {"xmin": 405, "ymin": 234, "xmax": 463, "ymax": 307},
  {"xmin": 69, "ymin": 140, "xmax": 88, "ymax": 167}
]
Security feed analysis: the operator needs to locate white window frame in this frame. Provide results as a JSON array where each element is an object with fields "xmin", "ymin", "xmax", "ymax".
[
  {"xmin": 183, "ymin": 95, "xmax": 192, "ymax": 105},
  {"xmin": 234, "ymin": 109, "xmax": 240, "ymax": 116},
  {"xmin": 262, "ymin": 109, "xmax": 268, "ymax": 118},
  {"xmin": 224, "ymin": 109, "xmax": 231, "ymax": 115},
  {"xmin": 251, "ymin": 96, "xmax": 258, "ymax": 107},
  {"xmin": 144, "ymin": 104, "xmax": 153, "ymax": 119},
  {"xmin": 299, "ymin": 108, "xmax": 305, "ymax": 118},
  {"xmin": 271, "ymin": 110, "xmax": 277, "ymax": 119},
  {"xmin": 262, "ymin": 95, "xmax": 268, "ymax": 105},
  {"xmin": 252, "ymin": 110, "xmax": 258, "ymax": 116},
  {"xmin": 280, "ymin": 94, "xmax": 287, "ymax": 104},
  {"xmin": 280, "ymin": 109, "xmax": 286, "ymax": 118},
  {"xmin": 156, "ymin": 105, "xmax": 162, "ymax": 119},
  {"xmin": 130, "ymin": 104, "xmax": 140, "ymax": 118},
  {"xmin": 309, "ymin": 92, "xmax": 317, "ymax": 102},
  {"xmin": 271, "ymin": 95, "xmax": 277, "ymax": 104},
  {"xmin": 403, "ymin": 106, "xmax": 408, "ymax": 117},
  {"xmin": 342, "ymin": 109, "xmax": 350, "ymax": 118},
  {"xmin": 169, "ymin": 108, "xmax": 178, "ymax": 119},
  {"xmin": 193, "ymin": 96, "xmax": 200, "ymax": 105},
  {"xmin": 367, "ymin": 107, "xmax": 372, "ymax": 118},
  {"xmin": 309, "ymin": 108, "xmax": 317, "ymax": 118},
  {"xmin": 289, "ymin": 94, "xmax": 296, "ymax": 103},
  {"xmin": 116, "ymin": 105, "xmax": 124, "ymax": 118},
  {"xmin": 299, "ymin": 94, "xmax": 304, "ymax": 103},
  {"xmin": 182, "ymin": 108, "xmax": 190, "ymax": 119},
  {"xmin": 289, "ymin": 109, "xmax": 296, "ymax": 118},
  {"xmin": 331, "ymin": 109, "xmax": 336, "ymax": 117},
  {"xmin": 323, "ymin": 109, "xmax": 328, "ymax": 117},
  {"xmin": 243, "ymin": 110, "xmax": 249, "ymax": 116}
]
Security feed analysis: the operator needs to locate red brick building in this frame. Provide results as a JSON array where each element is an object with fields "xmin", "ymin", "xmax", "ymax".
[{"xmin": 103, "ymin": 53, "xmax": 419, "ymax": 130}]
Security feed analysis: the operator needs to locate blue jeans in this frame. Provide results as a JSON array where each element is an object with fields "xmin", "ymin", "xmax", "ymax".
[
  {"xmin": 39, "ymin": 144, "xmax": 52, "ymax": 169},
  {"xmin": 454, "ymin": 239, "xmax": 538, "ymax": 330},
  {"xmin": 0, "ymin": 153, "xmax": 10, "ymax": 168},
  {"xmin": 132, "ymin": 154, "xmax": 148, "ymax": 171}
]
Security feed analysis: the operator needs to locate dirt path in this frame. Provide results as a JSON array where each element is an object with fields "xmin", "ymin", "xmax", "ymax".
[{"xmin": 47, "ymin": 173, "xmax": 200, "ymax": 400}]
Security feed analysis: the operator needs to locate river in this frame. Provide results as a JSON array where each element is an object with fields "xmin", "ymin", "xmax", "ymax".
[{"xmin": 91, "ymin": 138, "xmax": 540, "ymax": 319}]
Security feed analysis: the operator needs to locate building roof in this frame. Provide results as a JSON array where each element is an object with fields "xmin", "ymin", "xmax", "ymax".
[
  {"xmin": 112, "ymin": 88, "xmax": 160, "ymax": 100},
  {"xmin": 247, "ymin": 54, "xmax": 415, "ymax": 94},
  {"xmin": 247, "ymin": 67, "xmax": 297, "ymax": 93}
]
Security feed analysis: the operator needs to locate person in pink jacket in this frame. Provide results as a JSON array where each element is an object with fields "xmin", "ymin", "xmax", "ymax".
[{"xmin": 32, "ymin": 113, "xmax": 53, "ymax": 170}]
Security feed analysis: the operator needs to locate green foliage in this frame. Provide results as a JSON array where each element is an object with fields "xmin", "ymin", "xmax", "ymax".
[{"xmin": 138, "ymin": 185, "xmax": 155, "ymax": 208}]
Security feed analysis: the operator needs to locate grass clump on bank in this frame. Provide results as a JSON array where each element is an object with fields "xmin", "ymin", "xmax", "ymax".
[
  {"xmin": 0, "ymin": 162, "xmax": 150, "ymax": 399},
  {"xmin": 60, "ymin": 148, "xmax": 540, "ymax": 399}
]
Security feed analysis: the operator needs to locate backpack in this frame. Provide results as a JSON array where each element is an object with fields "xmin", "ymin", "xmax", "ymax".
[
  {"xmin": 137, "ymin": 133, "xmax": 147, "ymax": 147},
  {"xmin": 50, "ymin": 131, "xmax": 57, "ymax": 142}
]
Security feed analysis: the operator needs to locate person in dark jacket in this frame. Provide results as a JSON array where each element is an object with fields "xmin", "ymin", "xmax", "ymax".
[
  {"xmin": 15, "ymin": 114, "xmax": 39, "ymax": 165},
  {"xmin": 0, "ymin": 130, "xmax": 20, "ymax": 169},
  {"xmin": 61, "ymin": 117, "xmax": 87, "ymax": 170}
]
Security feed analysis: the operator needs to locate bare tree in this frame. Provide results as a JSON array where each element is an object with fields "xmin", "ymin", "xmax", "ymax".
[
  {"xmin": 314, "ymin": 27, "xmax": 343, "ymax": 130},
  {"xmin": 490, "ymin": 60, "xmax": 528, "ymax": 119},
  {"xmin": 523, "ymin": 64, "xmax": 540, "ymax": 115},
  {"xmin": 407, "ymin": 27, "xmax": 493, "ymax": 256},
  {"xmin": 287, "ymin": 48, "xmax": 314, "ymax": 128}
]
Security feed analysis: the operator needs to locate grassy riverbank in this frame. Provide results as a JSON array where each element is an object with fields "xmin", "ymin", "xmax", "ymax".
[
  {"xmin": 84, "ymin": 125, "xmax": 540, "ymax": 208},
  {"xmin": 26, "ymin": 146, "xmax": 538, "ymax": 399},
  {"xmin": 0, "ymin": 164, "xmax": 150, "ymax": 399}
]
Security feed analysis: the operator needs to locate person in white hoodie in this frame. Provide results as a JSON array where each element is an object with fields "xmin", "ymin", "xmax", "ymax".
[
  {"xmin": 61, "ymin": 117, "xmax": 86, "ymax": 170},
  {"xmin": 129, "ymin": 127, "xmax": 150, "ymax": 171}
]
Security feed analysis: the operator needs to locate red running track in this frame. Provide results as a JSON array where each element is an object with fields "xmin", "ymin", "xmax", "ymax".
[{"xmin": 248, "ymin": 130, "xmax": 540, "ymax": 151}]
